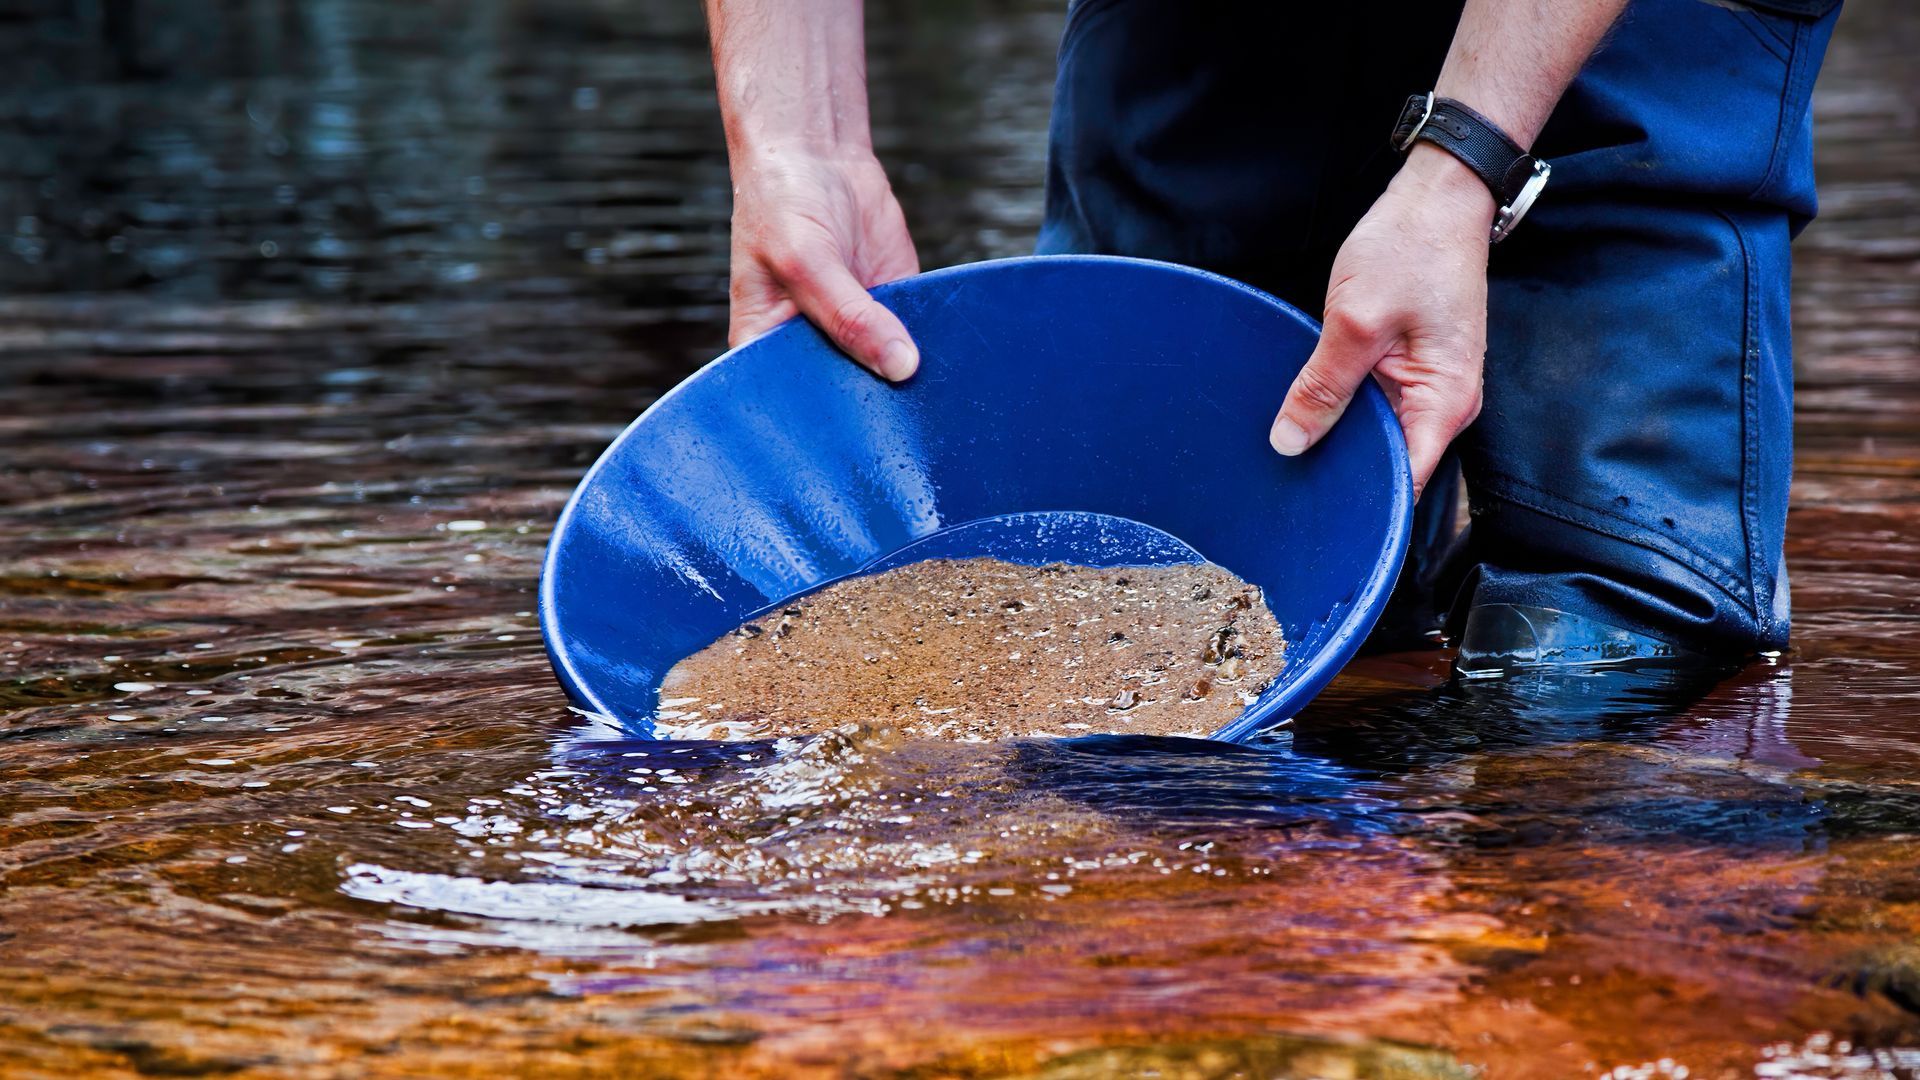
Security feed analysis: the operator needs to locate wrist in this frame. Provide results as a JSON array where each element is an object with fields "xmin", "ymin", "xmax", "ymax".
[
  {"xmin": 1394, "ymin": 143, "xmax": 1498, "ymax": 234},
  {"xmin": 1430, "ymin": 83, "xmax": 1540, "ymax": 153},
  {"xmin": 728, "ymin": 129, "xmax": 877, "ymax": 171}
]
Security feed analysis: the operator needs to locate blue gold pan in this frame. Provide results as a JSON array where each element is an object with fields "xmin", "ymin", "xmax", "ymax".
[{"xmin": 540, "ymin": 255, "xmax": 1412, "ymax": 742}]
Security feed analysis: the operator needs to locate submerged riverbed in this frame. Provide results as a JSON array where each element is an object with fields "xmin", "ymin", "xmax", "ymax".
[{"xmin": 4, "ymin": 1, "xmax": 1920, "ymax": 1077}]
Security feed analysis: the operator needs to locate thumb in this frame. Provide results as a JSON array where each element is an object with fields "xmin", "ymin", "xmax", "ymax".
[
  {"xmin": 1270, "ymin": 307, "xmax": 1392, "ymax": 456},
  {"xmin": 780, "ymin": 255, "xmax": 919, "ymax": 382}
]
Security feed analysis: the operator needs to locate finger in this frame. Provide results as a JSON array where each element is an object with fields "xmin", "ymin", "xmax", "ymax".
[
  {"xmin": 777, "ymin": 256, "xmax": 919, "ymax": 382},
  {"xmin": 1270, "ymin": 306, "xmax": 1392, "ymax": 456},
  {"xmin": 1398, "ymin": 390, "xmax": 1482, "ymax": 501},
  {"xmin": 728, "ymin": 296, "xmax": 796, "ymax": 349}
]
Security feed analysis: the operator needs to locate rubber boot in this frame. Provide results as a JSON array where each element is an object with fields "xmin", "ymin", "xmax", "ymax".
[{"xmin": 1453, "ymin": 603, "xmax": 1707, "ymax": 679}]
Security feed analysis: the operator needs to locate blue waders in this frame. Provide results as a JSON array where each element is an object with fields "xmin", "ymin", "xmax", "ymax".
[{"xmin": 1037, "ymin": 0, "xmax": 1840, "ymax": 669}]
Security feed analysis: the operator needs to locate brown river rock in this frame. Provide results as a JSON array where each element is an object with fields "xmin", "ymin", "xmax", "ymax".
[{"xmin": 657, "ymin": 558, "xmax": 1286, "ymax": 740}]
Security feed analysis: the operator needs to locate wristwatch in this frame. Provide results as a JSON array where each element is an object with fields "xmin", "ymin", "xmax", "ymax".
[{"xmin": 1391, "ymin": 92, "xmax": 1550, "ymax": 244}]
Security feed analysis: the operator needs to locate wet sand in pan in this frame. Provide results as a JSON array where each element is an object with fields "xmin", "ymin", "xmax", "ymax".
[{"xmin": 657, "ymin": 557, "xmax": 1286, "ymax": 740}]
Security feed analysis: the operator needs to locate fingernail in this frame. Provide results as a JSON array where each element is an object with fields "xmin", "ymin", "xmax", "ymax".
[
  {"xmin": 1270, "ymin": 417, "xmax": 1310, "ymax": 456},
  {"xmin": 879, "ymin": 339, "xmax": 918, "ymax": 382}
]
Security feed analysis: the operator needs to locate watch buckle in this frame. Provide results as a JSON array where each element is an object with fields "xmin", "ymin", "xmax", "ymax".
[
  {"xmin": 1393, "ymin": 92, "xmax": 1434, "ymax": 153},
  {"xmin": 1491, "ymin": 158, "xmax": 1551, "ymax": 244}
]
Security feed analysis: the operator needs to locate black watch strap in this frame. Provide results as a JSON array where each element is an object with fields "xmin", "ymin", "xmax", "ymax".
[{"xmin": 1390, "ymin": 93, "xmax": 1551, "ymax": 243}]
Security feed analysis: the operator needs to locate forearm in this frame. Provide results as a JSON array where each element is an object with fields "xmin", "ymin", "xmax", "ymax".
[
  {"xmin": 1275, "ymin": 0, "xmax": 1629, "ymax": 488},
  {"xmin": 701, "ymin": 0, "xmax": 918, "ymax": 378},
  {"xmin": 1402, "ymin": 0, "xmax": 1629, "ymax": 215},
  {"xmin": 704, "ymin": 0, "xmax": 873, "ymax": 160},
  {"xmin": 1437, "ymin": 0, "xmax": 1626, "ymax": 148}
]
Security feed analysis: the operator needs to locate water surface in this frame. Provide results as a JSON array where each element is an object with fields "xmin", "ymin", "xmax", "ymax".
[{"xmin": 4, "ymin": 1, "xmax": 1920, "ymax": 1077}]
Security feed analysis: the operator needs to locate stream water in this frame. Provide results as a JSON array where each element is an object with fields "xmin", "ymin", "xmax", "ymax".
[{"xmin": 3, "ymin": 1, "xmax": 1920, "ymax": 1077}]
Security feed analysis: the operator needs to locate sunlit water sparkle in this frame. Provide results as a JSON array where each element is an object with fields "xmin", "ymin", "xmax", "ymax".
[{"xmin": 4, "ymin": 0, "xmax": 1920, "ymax": 1076}]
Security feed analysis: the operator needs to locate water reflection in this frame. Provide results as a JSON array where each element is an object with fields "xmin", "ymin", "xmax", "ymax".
[
  {"xmin": 0, "ymin": 0, "xmax": 1052, "ymax": 310},
  {"xmin": 344, "ymin": 667, "xmax": 1839, "ymax": 968},
  {"xmin": 4, "ymin": 0, "xmax": 1920, "ymax": 1075}
]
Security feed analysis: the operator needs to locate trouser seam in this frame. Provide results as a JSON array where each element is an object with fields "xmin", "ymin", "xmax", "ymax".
[
  {"xmin": 1750, "ymin": 16, "xmax": 1814, "ymax": 204},
  {"xmin": 1728, "ymin": 10, "xmax": 1792, "ymax": 62},
  {"xmin": 1723, "ymin": 208, "xmax": 1770, "ymax": 638},
  {"xmin": 1472, "ymin": 471, "xmax": 1758, "ymax": 611}
]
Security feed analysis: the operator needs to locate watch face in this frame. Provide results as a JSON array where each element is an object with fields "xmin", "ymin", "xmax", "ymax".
[
  {"xmin": 1492, "ymin": 159, "xmax": 1551, "ymax": 243},
  {"xmin": 1508, "ymin": 160, "xmax": 1550, "ymax": 219}
]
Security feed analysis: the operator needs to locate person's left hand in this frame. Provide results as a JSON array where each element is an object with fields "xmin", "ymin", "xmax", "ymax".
[{"xmin": 1269, "ymin": 144, "xmax": 1496, "ymax": 499}]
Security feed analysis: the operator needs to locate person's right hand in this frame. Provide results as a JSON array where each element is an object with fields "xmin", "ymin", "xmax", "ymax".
[{"xmin": 725, "ymin": 147, "xmax": 921, "ymax": 381}]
